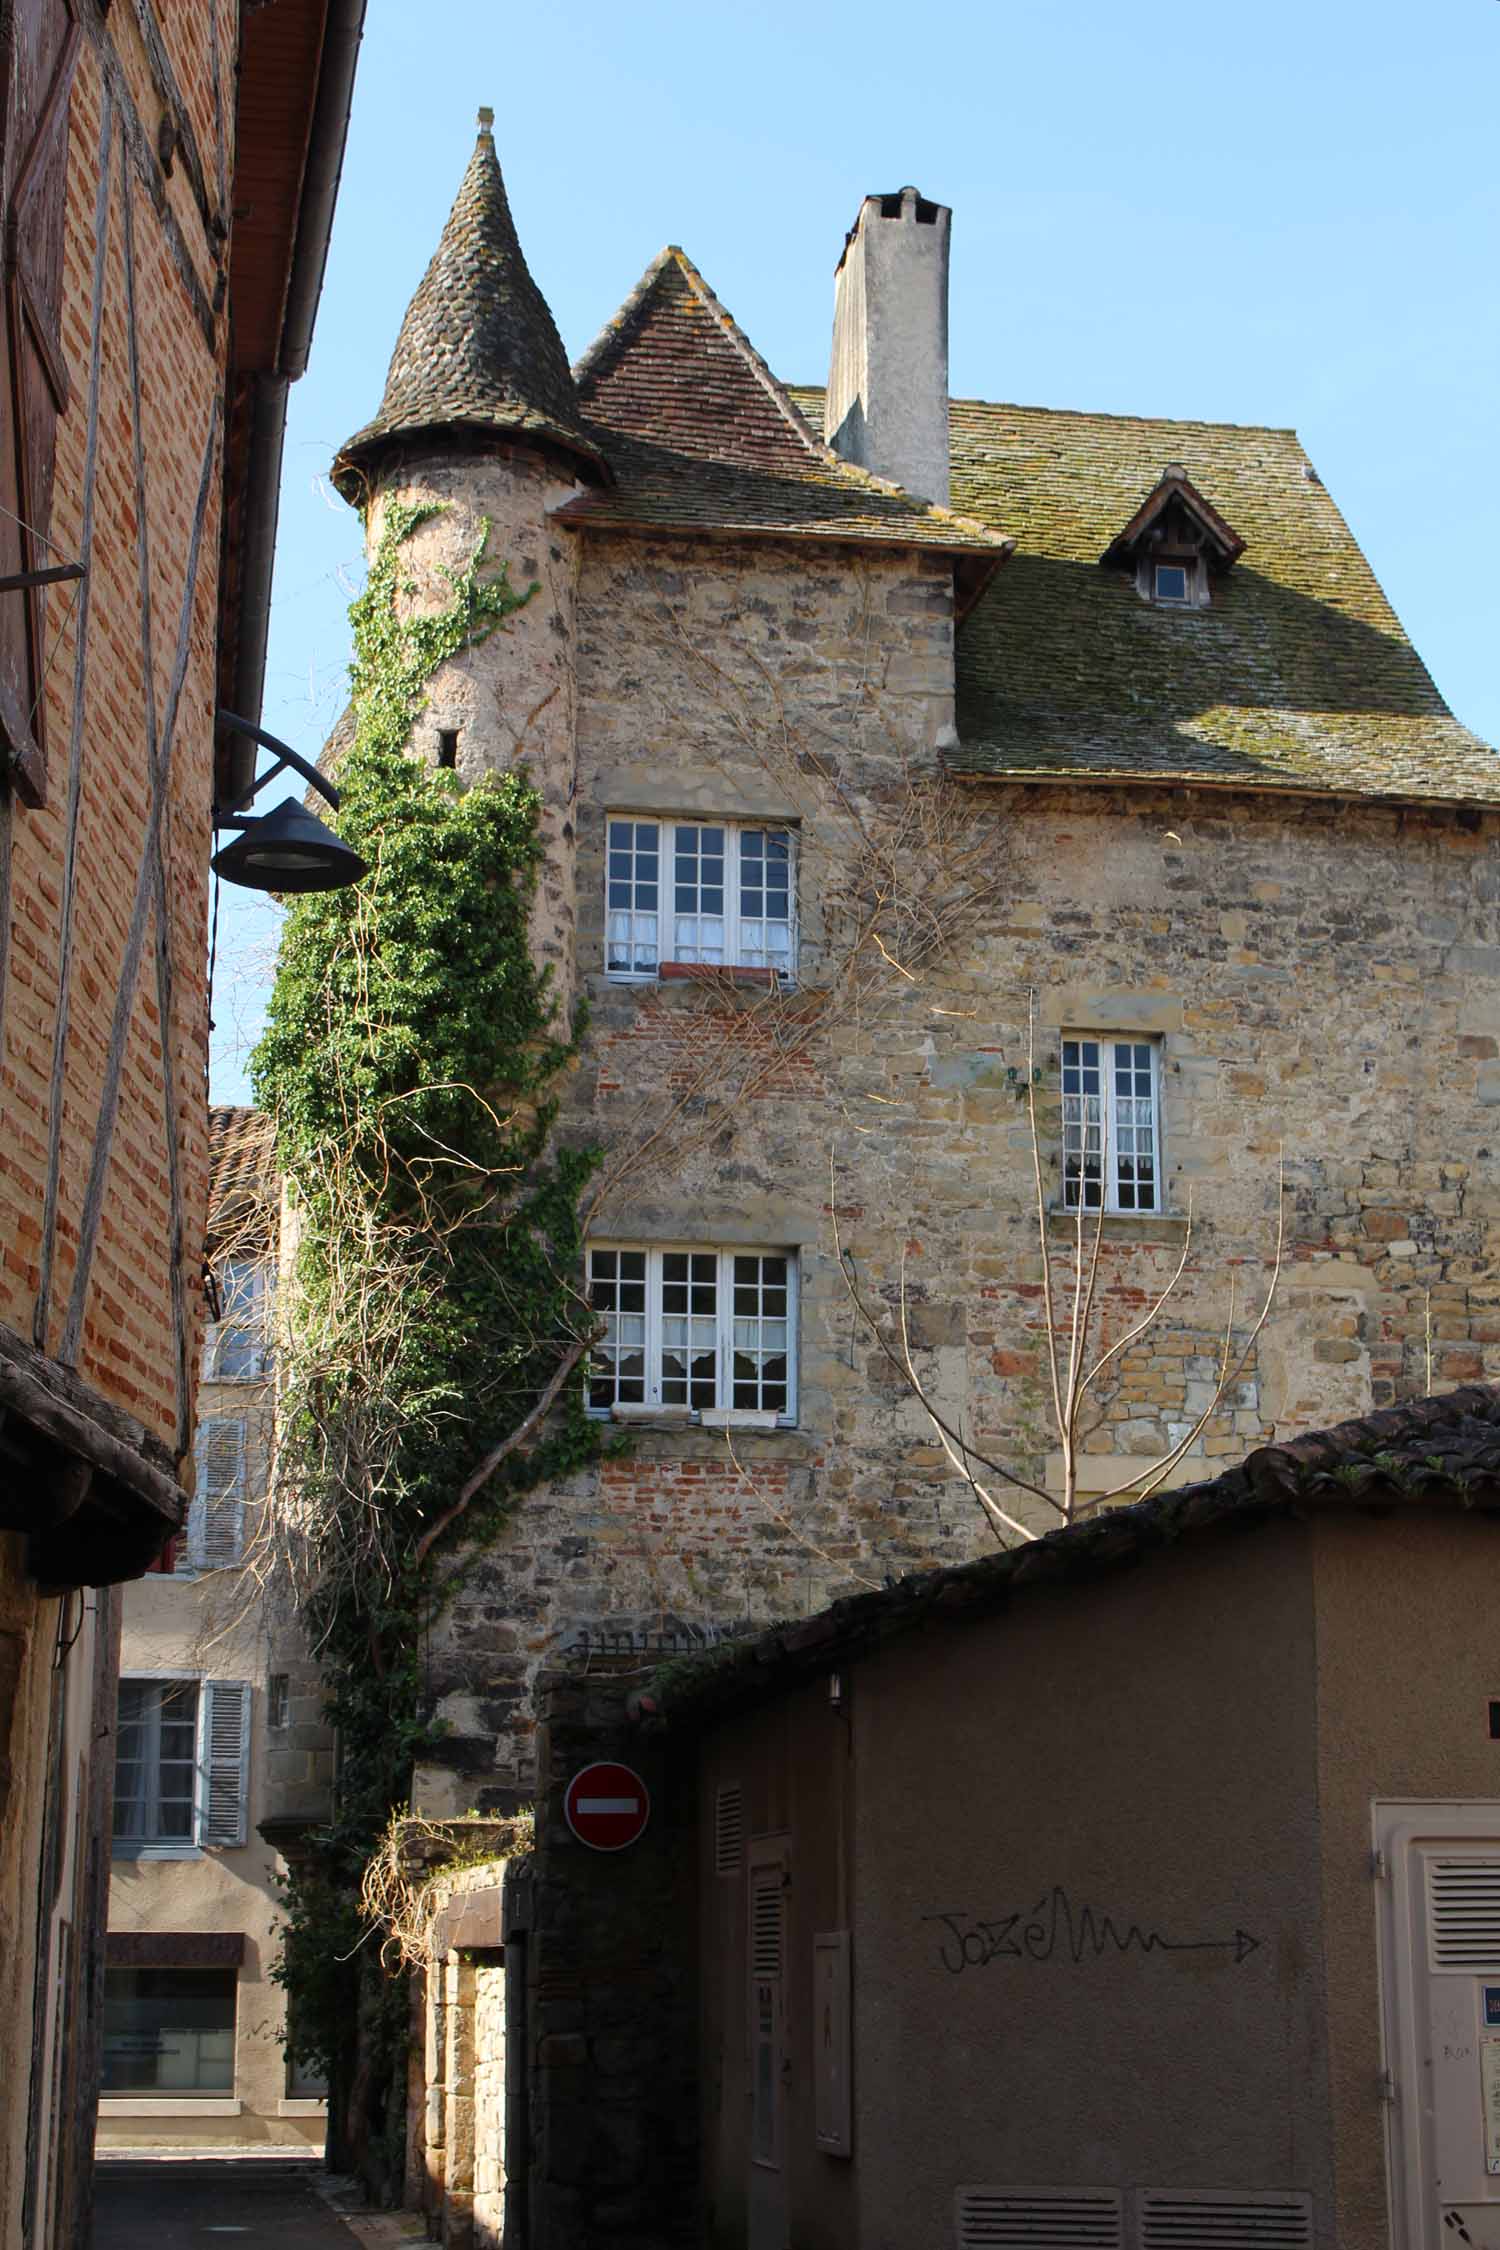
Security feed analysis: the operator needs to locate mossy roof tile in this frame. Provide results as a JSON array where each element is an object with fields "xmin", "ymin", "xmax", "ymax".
[
  {"xmin": 333, "ymin": 120, "xmax": 605, "ymax": 498},
  {"xmin": 791, "ymin": 387, "xmax": 1500, "ymax": 806}
]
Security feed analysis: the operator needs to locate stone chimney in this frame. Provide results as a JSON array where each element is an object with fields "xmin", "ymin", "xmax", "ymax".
[{"xmin": 826, "ymin": 186, "xmax": 950, "ymax": 507}]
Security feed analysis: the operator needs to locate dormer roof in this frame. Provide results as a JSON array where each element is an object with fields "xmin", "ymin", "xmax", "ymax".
[
  {"xmin": 558, "ymin": 247, "xmax": 1010, "ymax": 576},
  {"xmin": 331, "ymin": 114, "xmax": 606, "ymax": 502},
  {"xmin": 1100, "ymin": 462, "xmax": 1246, "ymax": 573}
]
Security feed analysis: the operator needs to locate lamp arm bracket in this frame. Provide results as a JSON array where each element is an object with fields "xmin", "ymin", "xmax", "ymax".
[{"xmin": 215, "ymin": 709, "xmax": 342, "ymax": 814}]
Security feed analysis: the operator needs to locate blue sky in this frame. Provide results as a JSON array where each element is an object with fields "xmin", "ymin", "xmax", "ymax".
[{"xmin": 211, "ymin": 0, "xmax": 1499, "ymax": 1100}]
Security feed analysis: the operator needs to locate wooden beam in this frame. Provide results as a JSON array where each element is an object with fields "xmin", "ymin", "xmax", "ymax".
[{"xmin": 0, "ymin": 1326, "xmax": 180, "ymax": 1521}]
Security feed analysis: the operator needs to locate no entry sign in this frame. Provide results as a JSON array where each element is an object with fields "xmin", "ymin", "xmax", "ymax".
[{"xmin": 564, "ymin": 1761, "xmax": 651, "ymax": 1852}]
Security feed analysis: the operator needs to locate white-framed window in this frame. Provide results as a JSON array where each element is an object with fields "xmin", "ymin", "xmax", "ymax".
[
  {"xmin": 605, "ymin": 818, "xmax": 795, "ymax": 980},
  {"xmin": 1143, "ymin": 549, "xmax": 1207, "ymax": 609},
  {"xmin": 204, "ymin": 1257, "xmax": 272, "ymax": 1380},
  {"xmin": 1061, "ymin": 1036, "xmax": 1162, "ymax": 1213},
  {"xmin": 185, "ymin": 1415, "xmax": 246, "ymax": 1571},
  {"xmin": 587, "ymin": 1246, "xmax": 797, "ymax": 1422},
  {"xmin": 112, "ymin": 1677, "xmax": 251, "ymax": 1856}
]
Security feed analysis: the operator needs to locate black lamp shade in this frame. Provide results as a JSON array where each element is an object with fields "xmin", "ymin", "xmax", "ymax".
[{"xmin": 212, "ymin": 796, "xmax": 367, "ymax": 894}]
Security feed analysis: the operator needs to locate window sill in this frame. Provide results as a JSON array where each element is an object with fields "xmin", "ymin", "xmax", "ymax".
[
  {"xmin": 98, "ymin": 2098, "xmax": 242, "ymax": 2117},
  {"xmin": 605, "ymin": 963, "xmax": 792, "ymax": 992},
  {"xmin": 111, "ymin": 1844, "xmax": 204, "ymax": 1861},
  {"xmin": 1045, "ymin": 1206, "xmax": 1190, "ymax": 1242},
  {"xmin": 658, "ymin": 961, "xmax": 781, "ymax": 988},
  {"xmin": 594, "ymin": 1405, "xmax": 794, "ymax": 1432}
]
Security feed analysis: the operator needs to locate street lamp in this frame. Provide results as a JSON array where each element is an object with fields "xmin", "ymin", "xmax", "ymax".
[{"xmin": 211, "ymin": 712, "xmax": 367, "ymax": 894}]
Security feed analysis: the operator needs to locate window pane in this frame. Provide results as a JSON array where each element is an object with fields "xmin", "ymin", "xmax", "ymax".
[
  {"xmin": 213, "ymin": 1259, "xmax": 269, "ymax": 1379},
  {"xmin": 661, "ymin": 1252, "xmax": 717, "ymax": 1406},
  {"xmin": 605, "ymin": 821, "xmax": 661, "ymax": 974},
  {"xmin": 113, "ymin": 1679, "xmax": 201, "ymax": 1844},
  {"xmin": 727, "ymin": 1256, "xmax": 791, "ymax": 1413},
  {"xmin": 1061, "ymin": 1039, "xmax": 1104, "ymax": 1209},
  {"xmin": 737, "ymin": 828, "xmax": 793, "ymax": 974},
  {"xmin": 588, "ymin": 1249, "xmax": 649, "ymax": 1408},
  {"xmin": 672, "ymin": 826, "xmax": 728, "ymax": 963}
]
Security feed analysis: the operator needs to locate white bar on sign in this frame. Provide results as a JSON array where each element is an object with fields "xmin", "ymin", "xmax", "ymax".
[{"xmin": 577, "ymin": 1796, "xmax": 639, "ymax": 1814}]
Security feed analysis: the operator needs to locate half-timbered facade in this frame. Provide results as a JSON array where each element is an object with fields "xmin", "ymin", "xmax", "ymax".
[{"xmin": 0, "ymin": 4, "xmax": 360, "ymax": 2240}]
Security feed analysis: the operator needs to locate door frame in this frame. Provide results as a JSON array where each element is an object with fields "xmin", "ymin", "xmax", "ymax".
[{"xmin": 1374, "ymin": 1800, "xmax": 1500, "ymax": 2250}]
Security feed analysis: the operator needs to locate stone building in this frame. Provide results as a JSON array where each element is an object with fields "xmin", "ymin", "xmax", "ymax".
[
  {"xmin": 97, "ymin": 1107, "xmax": 334, "ymax": 2153},
  {"xmin": 323, "ymin": 118, "xmax": 1500, "ymax": 1826},
  {"xmin": 0, "ymin": 7, "xmax": 360, "ymax": 2240}
]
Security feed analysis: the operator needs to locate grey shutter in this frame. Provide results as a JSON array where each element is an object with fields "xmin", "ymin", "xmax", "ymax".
[
  {"xmin": 196, "ymin": 1680, "xmax": 250, "ymax": 1847},
  {"xmin": 188, "ymin": 1417, "xmax": 245, "ymax": 1569}
]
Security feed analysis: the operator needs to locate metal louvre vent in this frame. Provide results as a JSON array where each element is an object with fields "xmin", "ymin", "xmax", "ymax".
[
  {"xmin": 750, "ymin": 1869, "xmax": 783, "ymax": 1979},
  {"xmin": 1428, "ymin": 1857, "xmax": 1500, "ymax": 1970},
  {"xmin": 714, "ymin": 1783, "xmax": 744, "ymax": 1875},
  {"xmin": 1138, "ymin": 2190, "xmax": 1312, "ymax": 2246},
  {"xmin": 955, "ymin": 2188, "xmax": 1124, "ymax": 2247}
]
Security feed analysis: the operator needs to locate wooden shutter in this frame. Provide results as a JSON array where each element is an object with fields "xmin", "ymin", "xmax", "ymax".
[
  {"xmin": 188, "ymin": 1416, "xmax": 246, "ymax": 1569},
  {"xmin": 196, "ymin": 1679, "xmax": 250, "ymax": 1847},
  {"xmin": 0, "ymin": 0, "xmax": 80, "ymax": 805}
]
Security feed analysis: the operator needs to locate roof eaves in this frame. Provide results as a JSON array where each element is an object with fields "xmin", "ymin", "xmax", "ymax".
[
  {"xmin": 549, "ymin": 490, "xmax": 1012, "ymax": 564},
  {"xmin": 635, "ymin": 1386, "xmax": 1500, "ymax": 1730},
  {"xmin": 941, "ymin": 753, "xmax": 1500, "ymax": 813}
]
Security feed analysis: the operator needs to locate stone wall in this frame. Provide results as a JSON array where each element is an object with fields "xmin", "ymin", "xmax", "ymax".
[
  {"xmin": 365, "ymin": 444, "xmax": 590, "ymax": 1016},
  {"xmin": 411, "ymin": 516, "xmax": 1500, "ymax": 1812},
  {"xmin": 411, "ymin": 1851, "xmax": 525, "ymax": 2249}
]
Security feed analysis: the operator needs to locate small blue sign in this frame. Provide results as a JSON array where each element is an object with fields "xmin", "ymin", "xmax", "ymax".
[{"xmin": 1483, "ymin": 1987, "xmax": 1500, "ymax": 2027}]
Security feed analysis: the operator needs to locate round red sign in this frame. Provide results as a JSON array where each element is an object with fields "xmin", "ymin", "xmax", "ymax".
[{"xmin": 563, "ymin": 1761, "xmax": 651, "ymax": 1853}]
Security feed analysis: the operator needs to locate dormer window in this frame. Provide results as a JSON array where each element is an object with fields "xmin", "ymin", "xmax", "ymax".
[{"xmin": 1102, "ymin": 464, "xmax": 1245, "ymax": 614}]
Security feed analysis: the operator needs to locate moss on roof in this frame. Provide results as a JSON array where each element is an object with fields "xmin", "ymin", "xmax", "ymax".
[
  {"xmin": 333, "ymin": 120, "xmax": 605, "ymax": 500},
  {"xmin": 792, "ymin": 388, "xmax": 1500, "ymax": 806},
  {"xmin": 560, "ymin": 251, "xmax": 1009, "ymax": 559}
]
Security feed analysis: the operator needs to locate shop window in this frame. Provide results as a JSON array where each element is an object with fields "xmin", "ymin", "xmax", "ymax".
[{"xmin": 101, "ymin": 1967, "xmax": 236, "ymax": 2094}]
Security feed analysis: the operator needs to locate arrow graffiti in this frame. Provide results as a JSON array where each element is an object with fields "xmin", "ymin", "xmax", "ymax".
[{"xmin": 921, "ymin": 1887, "xmax": 1262, "ymax": 1975}]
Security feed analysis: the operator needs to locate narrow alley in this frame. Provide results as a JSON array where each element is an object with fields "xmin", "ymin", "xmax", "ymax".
[{"xmin": 92, "ymin": 2158, "xmax": 409, "ymax": 2250}]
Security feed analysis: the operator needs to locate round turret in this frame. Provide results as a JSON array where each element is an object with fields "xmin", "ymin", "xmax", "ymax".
[{"xmin": 332, "ymin": 113, "xmax": 604, "ymax": 1016}]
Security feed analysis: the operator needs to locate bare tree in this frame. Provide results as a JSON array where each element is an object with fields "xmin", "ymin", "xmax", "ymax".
[{"xmin": 836, "ymin": 997, "xmax": 1285, "ymax": 1546}]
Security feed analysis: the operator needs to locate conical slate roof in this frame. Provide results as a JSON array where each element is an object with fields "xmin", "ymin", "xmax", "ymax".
[{"xmin": 331, "ymin": 112, "xmax": 606, "ymax": 500}]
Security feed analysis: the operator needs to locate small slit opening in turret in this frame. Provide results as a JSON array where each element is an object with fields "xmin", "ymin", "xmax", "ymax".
[{"xmin": 437, "ymin": 728, "xmax": 459, "ymax": 770}]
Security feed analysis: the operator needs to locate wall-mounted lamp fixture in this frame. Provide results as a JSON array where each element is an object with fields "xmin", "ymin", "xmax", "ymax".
[{"xmin": 211, "ymin": 711, "xmax": 367, "ymax": 894}]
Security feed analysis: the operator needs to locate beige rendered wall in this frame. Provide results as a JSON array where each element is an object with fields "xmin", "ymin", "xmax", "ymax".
[
  {"xmin": 845, "ymin": 1526, "xmax": 1329, "ymax": 2246},
  {"xmin": 1312, "ymin": 1510, "xmax": 1500, "ymax": 2250},
  {"xmin": 98, "ymin": 1482, "xmax": 332, "ymax": 2150}
]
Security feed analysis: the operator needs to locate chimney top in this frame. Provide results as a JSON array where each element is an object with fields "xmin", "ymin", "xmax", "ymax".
[{"xmin": 836, "ymin": 186, "xmax": 949, "ymax": 274}]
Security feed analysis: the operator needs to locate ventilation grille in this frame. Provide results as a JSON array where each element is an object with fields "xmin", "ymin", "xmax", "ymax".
[
  {"xmin": 955, "ymin": 2188, "xmax": 1123, "ymax": 2247},
  {"xmin": 1138, "ymin": 2190, "xmax": 1312, "ymax": 2246},
  {"xmin": 750, "ymin": 1869, "xmax": 783, "ymax": 1979},
  {"xmin": 1428, "ymin": 1857, "xmax": 1500, "ymax": 1970},
  {"xmin": 714, "ymin": 1783, "xmax": 744, "ymax": 1875}
]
